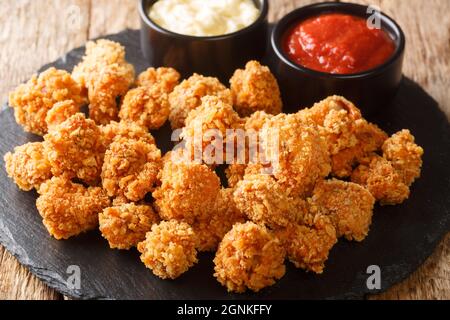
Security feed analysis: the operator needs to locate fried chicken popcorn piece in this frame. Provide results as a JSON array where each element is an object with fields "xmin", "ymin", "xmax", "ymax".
[
  {"xmin": 382, "ymin": 130, "xmax": 424, "ymax": 186},
  {"xmin": 99, "ymin": 203, "xmax": 160, "ymax": 250},
  {"xmin": 181, "ymin": 96, "xmax": 242, "ymax": 164},
  {"xmin": 44, "ymin": 113, "xmax": 105, "ymax": 184},
  {"xmin": 168, "ymin": 74, "xmax": 232, "ymax": 129},
  {"xmin": 275, "ymin": 215, "xmax": 337, "ymax": 274},
  {"xmin": 153, "ymin": 159, "xmax": 221, "ymax": 224},
  {"xmin": 298, "ymin": 96, "xmax": 362, "ymax": 155},
  {"xmin": 193, "ymin": 188, "xmax": 246, "ymax": 252},
  {"xmin": 225, "ymin": 164, "xmax": 247, "ymax": 188},
  {"xmin": 72, "ymin": 39, "xmax": 135, "ymax": 125},
  {"xmin": 331, "ymin": 119, "xmax": 388, "ymax": 178},
  {"xmin": 45, "ymin": 100, "xmax": 80, "ymax": 131},
  {"xmin": 233, "ymin": 174, "xmax": 307, "ymax": 229},
  {"xmin": 213, "ymin": 222, "xmax": 286, "ymax": 293},
  {"xmin": 230, "ymin": 61, "xmax": 283, "ymax": 117},
  {"xmin": 99, "ymin": 120, "xmax": 155, "ymax": 148},
  {"xmin": 102, "ymin": 137, "xmax": 162, "ymax": 202},
  {"xmin": 4, "ymin": 142, "xmax": 52, "ymax": 191},
  {"xmin": 309, "ymin": 179, "xmax": 375, "ymax": 242},
  {"xmin": 119, "ymin": 86, "xmax": 170, "ymax": 130},
  {"xmin": 351, "ymin": 155, "xmax": 410, "ymax": 205},
  {"xmin": 36, "ymin": 177, "xmax": 110, "ymax": 240},
  {"xmin": 136, "ymin": 67, "xmax": 180, "ymax": 93},
  {"xmin": 137, "ymin": 220, "xmax": 198, "ymax": 279},
  {"xmin": 9, "ymin": 67, "xmax": 86, "ymax": 135},
  {"xmin": 260, "ymin": 113, "xmax": 331, "ymax": 197}
]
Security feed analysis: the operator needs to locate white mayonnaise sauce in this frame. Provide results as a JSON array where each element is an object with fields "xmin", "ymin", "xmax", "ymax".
[{"xmin": 149, "ymin": 0, "xmax": 260, "ymax": 37}]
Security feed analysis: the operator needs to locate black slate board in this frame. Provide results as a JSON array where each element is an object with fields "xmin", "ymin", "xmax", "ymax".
[{"xmin": 1, "ymin": 29, "xmax": 449, "ymax": 300}]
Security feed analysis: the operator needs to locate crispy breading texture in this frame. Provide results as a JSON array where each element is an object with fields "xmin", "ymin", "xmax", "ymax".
[
  {"xmin": 72, "ymin": 39, "xmax": 135, "ymax": 125},
  {"xmin": 45, "ymin": 100, "xmax": 81, "ymax": 131},
  {"xmin": 275, "ymin": 215, "xmax": 337, "ymax": 274},
  {"xmin": 351, "ymin": 155, "xmax": 410, "ymax": 205},
  {"xmin": 309, "ymin": 179, "xmax": 375, "ymax": 242},
  {"xmin": 230, "ymin": 61, "xmax": 282, "ymax": 117},
  {"xmin": 4, "ymin": 142, "xmax": 52, "ymax": 191},
  {"xmin": 9, "ymin": 67, "xmax": 86, "ymax": 135},
  {"xmin": 192, "ymin": 188, "xmax": 246, "ymax": 252},
  {"xmin": 298, "ymin": 96, "xmax": 362, "ymax": 155},
  {"xmin": 119, "ymin": 86, "xmax": 170, "ymax": 130},
  {"xmin": 137, "ymin": 220, "xmax": 198, "ymax": 279},
  {"xmin": 382, "ymin": 130, "xmax": 424, "ymax": 186},
  {"xmin": 168, "ymin": 74, "xmax": 232, "ymax": 129},
  {"xmin": 153, "ymin": 159, "xmax": 221, "ymax": 224},
  {"xmin": 214, "ymin": 222, "xmax": 286, "ymax": 293},
  {"xmin": 44, "ymin": 113, "xmax": 105, "ymax": 184},
  {"xmin": 102, "ymin": 137, "xmax": 162, "ymax": 201},
  {"xmin": 99, "ymin": 203, "xmax": 160, "ymax": 250},
  {"xmin": 181, "ymin": 96, "xmax": 242, "ymax": 164},
  {"xmin": 36, "ymin": 177, "xmax": 110, "ymax": 240},
  {"xmin": 233, "ymin": 174, "xmax": 307, "ymax": 229},
  {"xmin": 260, "ymin": 113, "xmax": 331, "ymax": 197},
  {"xmin": 136, "ymin": 67, "xmax": 180, "ymax": 93},
  {"xmin": 99, "ymin": 120, "xmax": 155, "ymax": 148}
]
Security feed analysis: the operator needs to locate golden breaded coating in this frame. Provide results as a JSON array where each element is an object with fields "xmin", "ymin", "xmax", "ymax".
[
  {"xmin": 233, "ymin": 174, "xmax": 307, "ymax": 229},
  {"xmin": 136, "ymin": 67, "xmax": 180, "ymax": 93},
  {"xmin": 99, "ymin": 203, "xmax": 160, "ymax": 250},
  {"xmin": 275, "ymin": 215, "xmax": 337, "ymax": 274},
  {"xmin": 214, "ymin": 222, "xmax": 286, "ymax": 293},
  {"xmin": 382, "ymin": 130, "xmax": 424, "ymax": 186},
  {"xmin": 230, "ymin": 61, "xmax": 282, "ymax": 117},
  {"xmin": 72, "ymin": 40, "xmax": 135, "ymax": 125},
  {"xmin": 87, "ymin": 63, "xmax": 135, "ymax": 125},
  {"xmin": 309, "ymin": 179, "xmax": 375, "ymax": 242},
  {"xmin": 331, "ymin": 119, "xmax": 388, "ymax": 178},
  {"xmin": 137, "ymin": 220, "xmax": 198, "ymax": 279},
  {"xmin": 192, "ymin": 188, "xmax": 246, "ymax": 252},
  {"xmin": 153, "ymin": 159, "xmax": 221, "ymax": 224},
  {"xmin": 298, "ymin": 96, "xmax": 362, "ymax": 155},
  {"xmin": 112, "ymin": 195, "xmax": 131, "ymax": 206},
  {"xmin": 119, "ymin": 86, "xmax": 170, "ymax": 130},
  {"xmin": 4, "ymin": 142, "xmax": 52, "ymax": 191},
  {"xmin": 72, "ymin": 39, "xmax": 130, "ymax": 87},
  {"xmin": 36, "ymin": 177, "xmax": 110, "ymax": 240},
  {"xmin": 260, "ymin": 113, "xmax": 331, "ymax": 197},
  {"xmin": 44, "ymin": 113, "xmax": 105, "ymax": 184},
  {"xmin": 102, "ymin": 137, "xmax": 162, "ymax": 202},
  {"xmin": 99, "ymin": 120, "xmax": 155, "ymax": 148},
  {"xmin": 351, "ymin": 155, "xmax": 410, "ymax": 205},
  {"xmin": 244, "ymin": 111, "xmax": 273, "ymax": 131},
  {"xmin": 9, "ymin": 67, "xmax": 86, "ymax": 135},
  {"xmin": 45, "ymin": 100, "xmax": 80, "ymax": 131},
  {"xmin": 168, "ymin": 74, "xmax": 232, "ymax": 129},
  {"xmin": 181, "ymin": 96, "xmax": 242, "ymax": 164}
]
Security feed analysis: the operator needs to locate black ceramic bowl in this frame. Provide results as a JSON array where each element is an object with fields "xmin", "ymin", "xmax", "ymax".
[
  {"xmin": 139, "ymin": 0, "xmax": 269, "ymax": 83},
  {"xmin": 270, "ymin": 2, "xmax": 405, "ymax": 115}
]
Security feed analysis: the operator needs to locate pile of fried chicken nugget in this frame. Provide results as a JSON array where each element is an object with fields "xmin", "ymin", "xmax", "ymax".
[{"xmin": 4, "ymin": 39, "xmax": 424, "ymax": 293}]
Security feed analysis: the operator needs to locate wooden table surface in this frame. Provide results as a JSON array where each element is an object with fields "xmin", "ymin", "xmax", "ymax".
[{"xmin": 0, "ymin": 0, "xmax": 449, "ymax": 300}]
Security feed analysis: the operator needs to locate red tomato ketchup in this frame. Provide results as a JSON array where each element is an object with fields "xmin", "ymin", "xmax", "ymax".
[{"xmin": 283, "ymin": 13, "xmax": 396, "ymax": 74}]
